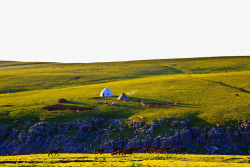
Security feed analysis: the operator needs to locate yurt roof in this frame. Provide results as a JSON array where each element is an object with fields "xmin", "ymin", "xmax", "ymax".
[
  {"xmin": 117, "ymin": 93, "xmax": 129, "ymax": 101},
  {"xmin": 100, "ymin": 87, "xmax": 113, "ymax": 97}
]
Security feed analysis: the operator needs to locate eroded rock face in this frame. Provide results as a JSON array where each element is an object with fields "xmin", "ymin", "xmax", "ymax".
[
  {"xmin": 179, "ymin": 130, "xmax": 193, "ymax": 146},
  {"xmin": 0, "ymin": 119, "xmax": 249, "ymax": 155},
  {"xmin": 0, "ymin": 125, "xmax": 12, "ymax": 143}
]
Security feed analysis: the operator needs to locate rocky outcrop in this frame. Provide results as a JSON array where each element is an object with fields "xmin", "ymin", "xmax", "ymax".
[{"xmin": 0, "ymin": 119, "xmax": 249, "ymax": 155}]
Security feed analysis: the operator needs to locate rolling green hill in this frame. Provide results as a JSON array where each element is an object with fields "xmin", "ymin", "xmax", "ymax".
[{"xmin": 0, "ymin": 56, "xmax": 249, "ymax": 126}]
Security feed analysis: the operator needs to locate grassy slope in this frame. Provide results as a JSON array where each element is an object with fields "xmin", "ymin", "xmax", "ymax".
[
  {"xmin": 0, "ymin": 153, "xmax": 249, "ymax": 166},
  {"xmin": 0, "ymin": 56, "xmax": 248, "ymax": 93},
  {"xmin": 0, "ymin": 56, "xmax": 249, "ymax": 126}
]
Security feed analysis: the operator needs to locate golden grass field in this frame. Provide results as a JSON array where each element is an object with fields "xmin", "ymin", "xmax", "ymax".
[{"xmin": 0, "ymin": 153, "xmax": 249, "ymax": 167}]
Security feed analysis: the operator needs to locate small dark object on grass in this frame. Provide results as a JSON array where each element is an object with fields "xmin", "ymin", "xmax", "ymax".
[
  {"xmin": 109, "ymin": 102, "xmax": 117, "ymax": 106},
  {"xmin": 48, "ymin": 148, "xmax": 61, "ymax": 157},
  {"xmin": 57, "ymin": 98, "xmax": 68, "ymax": 103},
  {"xmin": 73, "ymin": 76, "xmax": 80, "ymax": 79},
  {"xmin": 1, "ymin": 105, "xmax": 13, "ymax": 107},
  {"xmin": 90, "ymin": 97, "xmax": 102, "ymax": 100},
  {"xmin": 235, "ymin": 94, "xmax": 239, "ymax": 97}
]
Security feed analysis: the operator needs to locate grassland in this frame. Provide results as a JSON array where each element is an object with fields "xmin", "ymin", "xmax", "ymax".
[
  {"xmin": 0, "ymin": 153, "xmax": 249, "ymax": 166},
  {"xmin": 0, "ymin": 56, "xmax": 249, "ymax": 126}
]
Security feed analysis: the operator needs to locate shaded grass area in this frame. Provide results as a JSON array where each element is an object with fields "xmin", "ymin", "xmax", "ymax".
[
  {"xmin": 0, "ymin": 62, "xmax": 181, "ymax": 94},
  {"xmin": 0, "ymin": 153, "xmax": 249, "ymax": 166}
]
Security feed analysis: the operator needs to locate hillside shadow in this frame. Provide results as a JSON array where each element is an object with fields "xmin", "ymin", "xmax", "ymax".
[
  {"xmin": 160, "ymin": 66, "xmax": 184, "ymax": 74},
  {"xmin": 182, "ymin": 113, "xmax": 214, "ymax": 127},
  {"xmin": 79, "ymin": 65, "xmax": 185, "ymax": 86},
  {"xmin": 206, "ymin": 80, "xmax": 250, "ymax": 93},
  {"xmin": 0, "ymin": 62, "xmax": 47, "ymax": 68},
  {"xmin": 0, "ymin": 88, "xmax": 28, "ymax": 94},
  {"xmin": 137, "ymin": 65, "xmax": 184, "ymax": 76}
]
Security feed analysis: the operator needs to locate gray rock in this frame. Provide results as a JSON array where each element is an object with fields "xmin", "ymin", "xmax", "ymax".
[
  {"xmin": 243, "ymin": 122, "xmax": 250, "ymax": 130},
  {"xmin": 58, "ymin": 123, "xmax": 71, "ymax": 133},
  {"xmin": 180, "ymin": 121, "xmax": 189, "ymax": 126},
  {"xmin": 109, "ymin": 124, "xmax": 115, "ymax": 129},
  {"xmin": 0, "ymin": 118, "xmax": 249, "ymax": 155},
  {"xmin": 119, "ymin": 127, "xmax": 124, "ymax": 131},
  {"xmin": 171, "ymin": 121, "xmax": 178, "ymax": 127},
  {"xmin": 13, "ymin": 120, "xmax": 19, "ymax": 124},
  {"xmin": 18, "ymin": 131, "xmax": 26, "ymax": 142}
]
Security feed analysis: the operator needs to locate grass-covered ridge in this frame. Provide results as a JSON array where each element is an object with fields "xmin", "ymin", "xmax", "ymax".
[
  {"xmin": 0, "ymin": 56, "xmax": 249, "ymax": 126},
  {"xmin": 0, "ymin": 56, "xmax": 249, "ymax": 94}
]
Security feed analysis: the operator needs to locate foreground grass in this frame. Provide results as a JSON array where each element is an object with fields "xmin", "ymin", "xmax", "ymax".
[{"xmin": 0, "ymin": 153, "xmax": 249, "ymax": 166}]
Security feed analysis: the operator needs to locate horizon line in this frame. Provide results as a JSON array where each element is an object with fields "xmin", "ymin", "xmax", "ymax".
[{"xmin": 1, "ymin": 55, "xmax": 249, "ymax": 64}]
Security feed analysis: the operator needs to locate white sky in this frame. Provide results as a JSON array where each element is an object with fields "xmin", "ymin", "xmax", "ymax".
[{"xmin": 0, "ymin": 0, "xmax": 250, "ymax": 63}]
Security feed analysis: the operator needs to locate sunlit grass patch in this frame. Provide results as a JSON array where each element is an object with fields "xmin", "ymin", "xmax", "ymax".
[{"xmin": 0, "ymin": 153, "xmax": 249, "ymax": 166}]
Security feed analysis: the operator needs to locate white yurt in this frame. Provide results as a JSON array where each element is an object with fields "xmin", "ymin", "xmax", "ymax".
[{"xmin": 100, "ymin": 88, "xmax": 113, "ymax": 97}]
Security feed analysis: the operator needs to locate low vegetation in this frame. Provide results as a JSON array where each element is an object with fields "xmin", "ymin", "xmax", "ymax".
[{"xmin": 0, "ymin": 153, "xmax": 249, "ymax": 166}]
